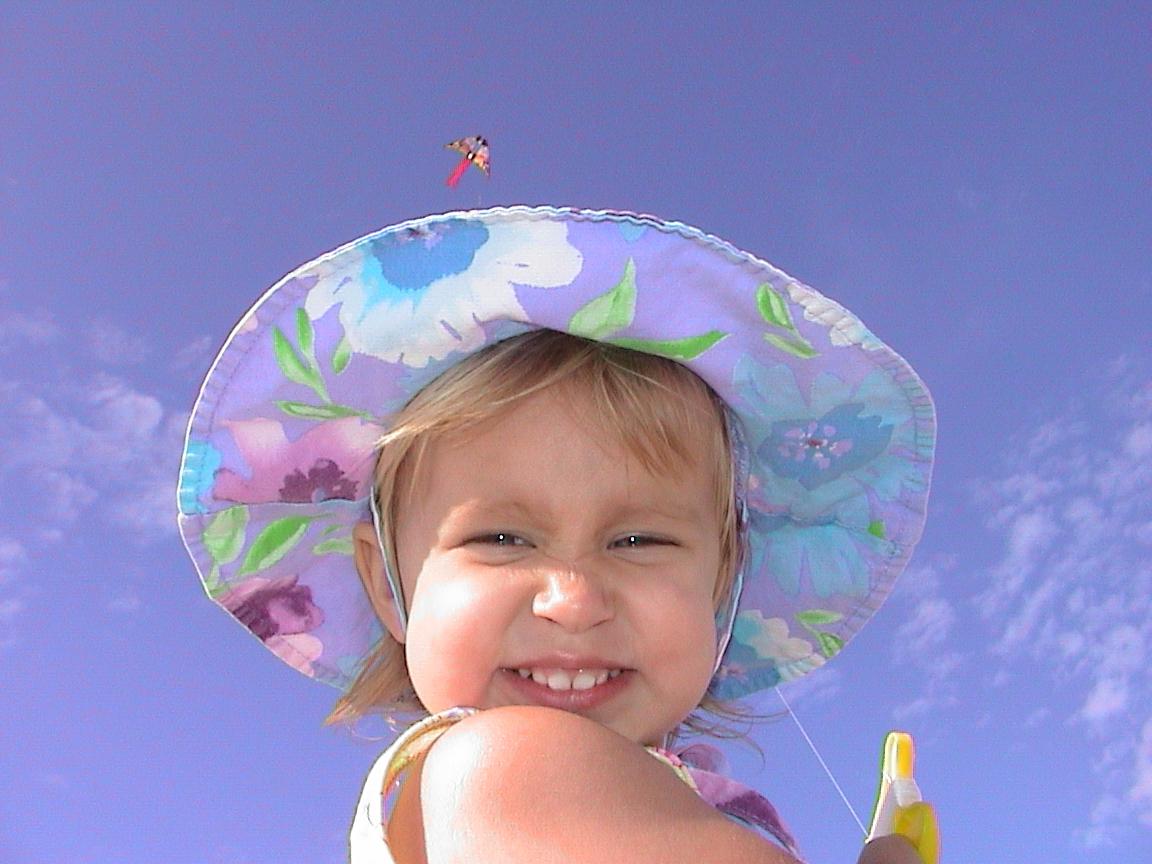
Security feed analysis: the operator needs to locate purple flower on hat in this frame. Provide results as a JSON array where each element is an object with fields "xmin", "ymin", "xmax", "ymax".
[
  {"xmin": 278, "ymin": 458, "xmax": 357, "ymax": 503},
  {"xmin": 217, "ymin": 575, "xmax": 325, "ymax": 675},
  {"xmin": 212, "ymin": 417, "xmax": 380, "ymax": 505},
  {"xmin": 221, "ymin": 575, "xmax": 325, "ymax": 640}
]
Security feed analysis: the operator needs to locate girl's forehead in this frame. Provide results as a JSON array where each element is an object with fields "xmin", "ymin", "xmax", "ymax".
[
  {"xmin": 406, "ymin": 386, "xmax": 716, "ymax": 496},
  {"xmin": 440, "ymin": 380, "xmax": 722, "ymax": 472}
]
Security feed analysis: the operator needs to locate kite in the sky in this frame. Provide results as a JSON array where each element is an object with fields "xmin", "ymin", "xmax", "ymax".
[{"xmin": 444, "ymin": 135, "xmax": 490, "ymax": 188}]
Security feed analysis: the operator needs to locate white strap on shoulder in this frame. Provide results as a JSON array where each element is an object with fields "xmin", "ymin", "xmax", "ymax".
[
  {"xmin": 349, "ymin": 747, "xmax": 396, "ymax": 863},
  {"xmin": 348, "ymin": 707, "xmax": 480, "ymax": 863}
]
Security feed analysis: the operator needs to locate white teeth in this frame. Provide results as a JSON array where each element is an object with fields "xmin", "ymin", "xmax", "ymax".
[
  {"xmin": 571, "ymin": 671, "xmax": 597, "ymax": 690},
  {"xmin": 547, "ymin": 670, "xmax": 573, "ymax": 690},
  {"xmin": 512, "ymin": 667, "xmax": 623, "ymax": 691}
]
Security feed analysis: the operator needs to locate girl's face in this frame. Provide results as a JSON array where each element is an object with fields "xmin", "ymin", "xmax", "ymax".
[{"xmin": 379, "ymin": 385, "xmax": 723, "ymax": 746}]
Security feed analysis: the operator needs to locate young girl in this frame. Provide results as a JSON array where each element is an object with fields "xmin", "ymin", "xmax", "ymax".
[{"xmin": 178, "ymin": 207, "xmax": 937, "ymax": 863}]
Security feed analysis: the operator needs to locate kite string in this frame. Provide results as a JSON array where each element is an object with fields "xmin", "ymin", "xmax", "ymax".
[{"xmin": 775, "ymin": 686, "xmax": 868, "ymax": 838}]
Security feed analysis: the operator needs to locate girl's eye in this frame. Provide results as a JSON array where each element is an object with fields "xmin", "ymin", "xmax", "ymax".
[
  {"xmin": 470, "ymin": 532, "xmax": 527, "ymax": 547},
  {"xmin": 612, "ymin": 534, "xmax": 672, "ymax": 549}
]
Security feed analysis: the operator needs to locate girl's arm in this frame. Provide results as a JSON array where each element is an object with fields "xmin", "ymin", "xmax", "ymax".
[{"xmin": 414, "ymin": 706, "xmax": 800, "ymax": 864}]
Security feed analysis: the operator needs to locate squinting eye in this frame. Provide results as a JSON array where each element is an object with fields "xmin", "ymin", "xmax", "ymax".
[
  {"xmin": 472, "ymin": 532, "xmax": 526, "ymax": 547},
  {"xmin": 613, "ymin": 534, "xmax": 669, "ymax": 549}
]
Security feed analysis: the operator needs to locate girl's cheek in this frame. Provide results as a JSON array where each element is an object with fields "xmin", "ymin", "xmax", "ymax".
[
  {"xmin": 405, "ymin": 578, "xmax": 513, "ymax": 707},
  {"xmin": 406, "ymin": 627, "xmax": 477, "ymax": 710}
]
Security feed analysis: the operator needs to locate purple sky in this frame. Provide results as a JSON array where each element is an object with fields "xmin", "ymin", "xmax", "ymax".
[{"xmin": 2, "ymin": 4, "xmax": 1150, "ymax": 863}]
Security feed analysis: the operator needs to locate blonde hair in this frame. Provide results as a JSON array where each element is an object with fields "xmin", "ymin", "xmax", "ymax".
[{"xmin": 327, "ymin": 329, "xmax": 749, "ymax": 733}]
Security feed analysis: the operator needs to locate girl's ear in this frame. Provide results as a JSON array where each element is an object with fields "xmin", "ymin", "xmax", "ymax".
[{"xmin": 353, "ymin": 521, "xmax": 406, "ymax": 644}]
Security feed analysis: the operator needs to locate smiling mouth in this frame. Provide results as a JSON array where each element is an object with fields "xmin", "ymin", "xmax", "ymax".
[{"xmin": 504, "ymin": 667, "xmax": 624, "ymax": 691}]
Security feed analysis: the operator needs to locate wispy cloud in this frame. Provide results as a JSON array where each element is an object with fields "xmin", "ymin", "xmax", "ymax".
[
  {"xmin": 0, "ymin": 598, "xmax": 23, "ymax": 624},
  {"xmin": 0, "ymin": 307, "xmax": 60, "ymax": 351},
  {"xmin": 0, "ymin": 536, "xmax": 28, "ymax": 648},
  {"xmin": 780, "ymin": 663, "xmax": 844, "ymax": 711},
  {"xmin": 0, "ymin": 304, "xmax": 206, "ymax": 639},
  {"xmin": 0, "ymin": 373, "xmax": 187, "ymax": 537},
  {"xmin": 105, "ymin": 590, "xmax": 142, "ymax": 614},
  {"xmin": 972, "ymin": 356, "xmax": 1152, "ymax": 845},
  {"xmin": 84, "ymin": 315, "xmax": 154, "ymax": 366},
  {"xmin": 898, "ymin": 590, "xmax": 956, "ymax": 656},
  {"xmin": 1131, "ymin": 719, "xmax": 1152, "ymax": 821},
  {"xmin": 888, "ymin": 554, "xmax": 964, "ymax": 719},
  {"xmin": 0, "ymin": 537, "xmax": 26, "ymax": 583},
  {"xmin": 169, "ymin": 334, "xmax": 217, "ymax": 375}
]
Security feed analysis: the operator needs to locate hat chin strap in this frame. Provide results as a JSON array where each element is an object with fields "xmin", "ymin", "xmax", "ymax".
[
  {"xmin": 713, "ymin": 541, "xmax": 744, "ymax": 675},
  {"xmin": 368, "ymin": 490, "xmax": 409, "ymax": 638},
  {"xmin": 713, "ymin": 407, "xmax": 751, "ymax": 675}
]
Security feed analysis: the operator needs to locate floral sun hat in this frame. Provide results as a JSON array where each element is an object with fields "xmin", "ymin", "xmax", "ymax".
[{"xmin": 178, "ymin": 206, "xmax": 935, "ymax": 702}]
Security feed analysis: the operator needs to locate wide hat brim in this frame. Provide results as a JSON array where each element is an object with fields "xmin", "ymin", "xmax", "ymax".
[{"xmin": 178, "ymin": 206, "xmax": 935, "ymax": 701}]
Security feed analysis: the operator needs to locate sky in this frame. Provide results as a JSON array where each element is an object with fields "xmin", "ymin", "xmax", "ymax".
[{"xmin": 1, "ymin": 3, "xmax": 1149, "ymax": 863}]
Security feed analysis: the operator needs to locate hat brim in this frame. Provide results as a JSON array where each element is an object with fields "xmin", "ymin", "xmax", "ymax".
[{"xmin": 178, "ymin": 206, "xmax": 935, "ymax": 700}]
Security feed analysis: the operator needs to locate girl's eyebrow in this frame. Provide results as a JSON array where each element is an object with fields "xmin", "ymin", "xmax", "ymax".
[
  {"xmin": 615, "ymin": 500, "xmax": 711, "ymax": 524},
  {"xmin": 442, "ymin": 498, "xmax": 542, "ymax": 525},
  {"xmin": 446, "ymin": 497, "xmax": 710, "ymax": 529}
]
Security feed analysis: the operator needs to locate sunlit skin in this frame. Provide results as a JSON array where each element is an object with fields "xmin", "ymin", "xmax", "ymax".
[{"xmin": 356, "ymin": 383, "xmax": 724, "ymax": 746}]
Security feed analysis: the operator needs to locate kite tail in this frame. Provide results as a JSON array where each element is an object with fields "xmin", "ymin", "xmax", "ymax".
[{"xmin": 445, "ymin": 158, "xmax": 470, "ymax": 188}]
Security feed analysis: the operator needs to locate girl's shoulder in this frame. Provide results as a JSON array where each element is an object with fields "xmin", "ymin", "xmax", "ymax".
[{"xmin": 391, "ymin": 706, "xmax": 799, "ymax": 864}]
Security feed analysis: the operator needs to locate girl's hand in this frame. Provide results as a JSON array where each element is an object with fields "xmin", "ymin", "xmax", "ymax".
[{"xmin": 857, "ymin": 835, "xmax": 925, "ymax": 864}]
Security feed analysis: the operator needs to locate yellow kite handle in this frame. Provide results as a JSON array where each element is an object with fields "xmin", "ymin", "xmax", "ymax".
[{"xmin": 867, "ymin": 732, "xmax": 940, "ymax": 864}]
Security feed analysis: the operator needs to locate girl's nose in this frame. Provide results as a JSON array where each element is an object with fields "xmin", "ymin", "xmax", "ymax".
[{"xmin": 531, "ymin": 563, "xmax": 613, "ymax": 633}]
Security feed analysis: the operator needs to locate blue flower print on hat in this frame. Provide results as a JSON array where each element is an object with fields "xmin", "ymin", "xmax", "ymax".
[{"xmin": 303, "ymin": 217, "xmax": 583, "ymax": 368}]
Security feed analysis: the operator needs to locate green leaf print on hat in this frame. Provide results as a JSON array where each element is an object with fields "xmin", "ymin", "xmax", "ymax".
[
  {"xmin": 239, "ymin": 516, "xmax": 314, "ymax": 576},
  {"xmin": 331, "ymin": 335, "xmax": 352, "ymax": 374},
  {"xmin": 273, "ymin": 308, "xmax": 368, "ymax": 419},
  {"xmin": 275, "ymin": 401, "xmax": 370, "ymax": 421},
  {"xmin": 568, "ymin": 259, "xmax": 728, "ymax": 361},
  {"xmin": 795, "ymin": 609, "xmax": 846, "ymax": 659},
  {"xmin": 274, "ymin": 310, "xmax": 330, "ymax": 402},
  {"xmin": 568, "ymin": 258, "xmax": 637, "ymax": 339},
  {"xmin": 757, "ymin": 283, "xmax": 817, "ymax": 360},
  {"xmin": 202, "ymin": 505, "xmax": 249, "ymax": 595}
]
